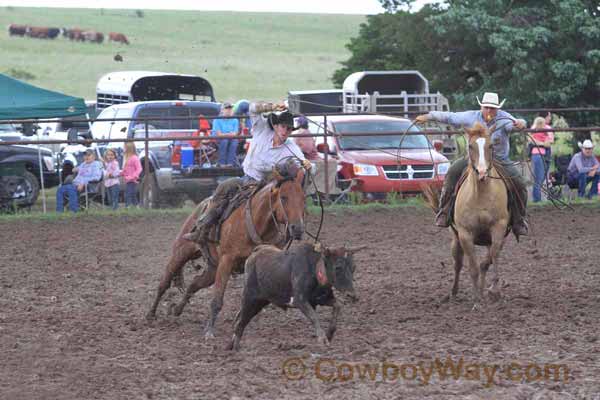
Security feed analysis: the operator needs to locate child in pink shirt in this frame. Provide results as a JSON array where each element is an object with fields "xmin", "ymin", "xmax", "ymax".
[
  {"xmin": 103, "ymin": 148, "xmax": 121, "ymax": 210},
  {"xmin": 121, "ymin": 142, "xmax": 142, "ymax": 207}
]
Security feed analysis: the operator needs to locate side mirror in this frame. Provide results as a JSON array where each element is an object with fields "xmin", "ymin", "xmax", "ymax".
[
  {"xmin": 317, "ymin": 143, "xmax": 335, "ymax": 155},
  {"xmin": 432, "ymin": 140, "xmax": 443, "ymax": 153}
]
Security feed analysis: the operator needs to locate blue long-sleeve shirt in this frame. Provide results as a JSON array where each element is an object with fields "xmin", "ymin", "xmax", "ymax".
[
  {"xmin": 428, "ymin": 110, "xmax": 525, "ymax": 161},
  {"xmin": 567, "ymin": 151, "xmax": 599, "ymax": 179},
  {"xmin": 73, "ymin": 160, "xmax": 103, "ymax": 186}
]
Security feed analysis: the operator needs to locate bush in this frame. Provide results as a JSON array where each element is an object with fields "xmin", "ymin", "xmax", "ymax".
[{"xmin": 5, "ymin": 68, "xmax": 36, "ymax": 81}]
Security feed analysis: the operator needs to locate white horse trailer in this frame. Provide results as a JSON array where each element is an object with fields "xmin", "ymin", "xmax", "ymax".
[
  {"xmin": 342, "ymin": 70, "xmax": 449, "ymax": 116},
  {"xmin": 96, "ymin": 71, "xmax": 216, "ymax": 110}
]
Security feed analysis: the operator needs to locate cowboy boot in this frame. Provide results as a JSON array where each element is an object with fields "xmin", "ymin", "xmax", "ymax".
[{"xmin": 435, "ymin": 187, "xmax": 453, "ymax": 227}]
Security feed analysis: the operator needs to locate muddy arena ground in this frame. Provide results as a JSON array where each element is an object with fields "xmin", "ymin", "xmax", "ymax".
[{"xmin": 1, "ymin": 205, "xmax": 600, "ymax": 400}]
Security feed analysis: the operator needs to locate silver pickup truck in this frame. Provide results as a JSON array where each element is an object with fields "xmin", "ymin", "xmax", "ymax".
[{"xmin": 88, "ymin": 100, "xmax": 244, "ymax": 208}]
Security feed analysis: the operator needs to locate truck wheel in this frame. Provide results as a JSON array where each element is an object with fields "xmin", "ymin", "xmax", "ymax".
[
  {"xmin": 141, "ymin": 172, "xmax": 160, "ymax": 209},
  {"xmin": 13, "ymin": 171, "xmax": 40, "ymax": 208}
]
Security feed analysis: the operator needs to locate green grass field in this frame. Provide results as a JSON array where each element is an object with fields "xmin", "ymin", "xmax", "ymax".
[{"xmin": 0, "ymin": 7, "xmax": 364, "ymax": 102}]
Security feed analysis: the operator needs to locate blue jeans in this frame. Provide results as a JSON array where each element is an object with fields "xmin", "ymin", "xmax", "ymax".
[
  {"xmin": 569, "ymin": 173, "xmax": 600, "ymax": 198},
  {"xmin": 531, "ymin": 154, "xmax": 546, "ymax": 202},
  {"xmin": 106, "ymin": 184, "xmax": 120, "ymax": 210},
  {"xmin": 218, "ymin": 139, "xmax": 239, "ymax": 166},
  {"xmin": 56, "ymin": 184, "xmax": 79, "ymax": 212},
  {"xmin": 125, "ymin": 182, "xmax": 139, "ymax": 207}
]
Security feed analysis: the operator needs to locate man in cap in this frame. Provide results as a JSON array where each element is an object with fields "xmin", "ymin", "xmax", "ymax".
[
  {"xmin": 212, "ymin": 102, "xmax": 240, "ymax": 167},
  {"xmin": 183, "ymin": 101, "xmax": 311, "ymax": 248},
  {"xmin": 416, "ymin": 92, "xmax": 529, "ymax": 236},
  {"xmin": 56, "ymin": 149, "xmax": 103, "ymax": 212},
  {"xmin": 567, "ymin": 139, "xmax": 599, "ymax": 199}
]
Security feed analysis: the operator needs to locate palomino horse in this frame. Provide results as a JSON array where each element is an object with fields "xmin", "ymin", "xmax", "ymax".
[
  {"xmin": 425, "ymin": 123, "xmax": 510, "ymax": 309},
  {"xmin": 146, "ymin": 164, "xmax": 306, "ymax": 338}
]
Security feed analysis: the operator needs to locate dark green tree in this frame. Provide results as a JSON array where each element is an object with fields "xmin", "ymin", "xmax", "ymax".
[{"xmin": 334, "ymin": 0, "xmax": 600, "ymax": 131}]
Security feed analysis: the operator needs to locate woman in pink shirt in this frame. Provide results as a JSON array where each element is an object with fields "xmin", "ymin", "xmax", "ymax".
[
  {"xmin": 529, "ymin": 117, "xmax": 554, "ymax": 202},
  {"xmin": 121, "ymin": 142, "xmax": 142, "ymax": 207}
]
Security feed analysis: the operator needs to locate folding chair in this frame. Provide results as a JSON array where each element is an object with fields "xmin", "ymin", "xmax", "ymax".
[
  {"xmin": 81, "ymin": 178, "xmax": 105, "ymax": 210},
  {"xmin": 331, "ymin": 177, "xmax": 358, "ymax": 205}
]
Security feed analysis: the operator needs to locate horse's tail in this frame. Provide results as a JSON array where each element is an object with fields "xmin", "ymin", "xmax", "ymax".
[{"xmin": 421, "ymin": 184, "xmax": 440, "ymax": 214}]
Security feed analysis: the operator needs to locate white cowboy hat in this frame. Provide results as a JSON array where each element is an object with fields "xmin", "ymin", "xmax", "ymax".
[
  {"xmin": 579, "ymin": 139, "xmax": 594, "ymax": 149},
  {"xmin": 476, "ymin": 92, "xmax": 506, "ymax": 109}
]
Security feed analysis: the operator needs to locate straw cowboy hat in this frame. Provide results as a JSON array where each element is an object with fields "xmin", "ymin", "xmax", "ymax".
[
  {"xmin": 477, "ymin": 92, "xmax": 506, "ymax": 109},
  {"xmin": 578, "ymin": 139, "xmax": 594, "ymax": 149}
]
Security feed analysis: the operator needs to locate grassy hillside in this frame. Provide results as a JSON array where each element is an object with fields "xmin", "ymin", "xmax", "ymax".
[{"xmin": 0, "ymin": 7, "xmax": 364, "ymax": 102}]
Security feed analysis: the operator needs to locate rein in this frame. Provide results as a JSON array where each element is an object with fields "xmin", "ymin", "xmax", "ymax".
[{"xmin": 244, "ymin": 181, "xmax": 292, "ymax": 247}]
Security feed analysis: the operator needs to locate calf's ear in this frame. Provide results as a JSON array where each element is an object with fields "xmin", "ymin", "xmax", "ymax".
[{"xmin": 316, "ymin": 259, "xmax": 328, "ymax": 286}]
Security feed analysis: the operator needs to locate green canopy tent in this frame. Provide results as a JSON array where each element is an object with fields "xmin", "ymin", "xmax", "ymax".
[
  {"xmin": 0, "ymin": 74, "xmax": 87, "ymax": 120},
  {"xmin": 0, "ymin": 74, "xmax": 88, "ymax": 213}
]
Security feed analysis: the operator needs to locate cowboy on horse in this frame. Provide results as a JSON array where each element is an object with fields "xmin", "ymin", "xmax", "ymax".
[
  {"xmin": 183, "ymin": 101, "xmax": 311, "ymax": 252},
  {"xmin": 416, "ymin": 92, "xmax": 529, "ymax": 236}
]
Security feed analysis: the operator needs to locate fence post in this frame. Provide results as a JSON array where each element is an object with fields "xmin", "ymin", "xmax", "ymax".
[
  {"xmin": 143, "ymin": 120, "xmax": 149, "ymax": 208},
  {"xmin": 323, "ymin": 114, "xmax": 329, "ymax": 201}
]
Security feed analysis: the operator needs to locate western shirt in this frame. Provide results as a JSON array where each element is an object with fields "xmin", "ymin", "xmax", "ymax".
[
  {"xmin": 427, "ymin": 110, "xmax": 525, "ymax": 161},
  {"xmin": 242, "ymin": 103, "xmax": 305, "ymax": 181}
]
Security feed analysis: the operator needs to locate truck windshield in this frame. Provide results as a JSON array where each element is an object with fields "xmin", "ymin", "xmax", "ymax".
[{"xmin": 334, "ymin": 120, "xmax": 430, "ymax": 150}]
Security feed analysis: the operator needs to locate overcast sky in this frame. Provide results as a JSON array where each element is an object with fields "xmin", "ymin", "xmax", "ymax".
[{"xmin": 0, "ymin": 0, "xmax": 435, "ymax": 15}]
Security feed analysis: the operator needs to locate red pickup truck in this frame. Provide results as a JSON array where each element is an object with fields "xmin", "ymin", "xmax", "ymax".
[{"xmin": 311, "ymin": 115, "xmax": 449, "ymax": 198}]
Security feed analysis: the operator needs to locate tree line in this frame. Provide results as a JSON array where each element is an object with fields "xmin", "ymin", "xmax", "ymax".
[{"xmin": 333, "ymin": 0, "xmax": 600, "ymax": 134}]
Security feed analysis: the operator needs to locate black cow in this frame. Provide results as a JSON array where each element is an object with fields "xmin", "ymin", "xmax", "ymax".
[
  {"xmin": 227, "ymin": 241, "xmax": 363, "ymax": 351},
  {"xmin": 8, "ymin": 24, "xmax": 27, "ymax": 36}
]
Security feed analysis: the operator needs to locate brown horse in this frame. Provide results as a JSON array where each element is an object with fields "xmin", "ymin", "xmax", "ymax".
[
  {"xmin": 425, "ymin": 123, "xmax": 510, "ymax": 309},
  {"xmin": 146, "ymin": 166, "xmax": 306, "ymax": 338}
]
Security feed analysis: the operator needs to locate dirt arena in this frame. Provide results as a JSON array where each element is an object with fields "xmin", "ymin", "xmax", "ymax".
[{"xmin": 1, "ymin": 205, "xmax": 599, "ymax": 400}]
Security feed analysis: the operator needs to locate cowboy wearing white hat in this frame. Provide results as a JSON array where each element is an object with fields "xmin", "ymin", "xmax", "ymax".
[
  {"xmin": 416, "ymin": 92, "xmax": 529, "ymax": 236},
  {"xmin": 567, "ymin": 139, "xmax": 599, "ymax": 199}
]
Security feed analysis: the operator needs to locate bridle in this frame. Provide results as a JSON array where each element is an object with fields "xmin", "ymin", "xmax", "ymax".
[{"xmin": 245, "ymin": 177, "xmax": 298, "ymax": 247}]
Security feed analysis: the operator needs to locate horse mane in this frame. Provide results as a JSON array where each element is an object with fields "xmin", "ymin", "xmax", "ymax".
[
  {"xmin": 269, "ymin": 159, "xmax": 301, "ymax": 187},
  {"xmin": 466, "ymin": 122, "xmax": 489, "ymax": 139}
]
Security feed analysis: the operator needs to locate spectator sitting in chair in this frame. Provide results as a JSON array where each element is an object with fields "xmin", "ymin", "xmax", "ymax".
[
  {"xmin": 212, "ymin": 102, "xmax": 240, "ymax": 167},
  {"xmin": 56, "ymin": 149, "xmax": 103, "ymax": 212},
  {"xmin": 567, "ymin": 139, "xmax": 600, "ymax": 199}
]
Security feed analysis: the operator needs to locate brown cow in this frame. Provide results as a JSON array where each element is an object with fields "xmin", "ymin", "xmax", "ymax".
[
  {"xmin": 108, "ymin": 32, "xmax": 129, "ymax": 45},
  {"xmin": 26, "ymin": 26, "xmax": 49, "ymax": 38},
  {"xmin": 63, "ymin": 28, "xmax": 85, "ymax": 41},
  {"xmin": 8, "ymin": 24, "xmax": 27, "ymax": 36},
  {"xmin": 83, "ymin": 30, "xmax": 104, "ymax": 43}
]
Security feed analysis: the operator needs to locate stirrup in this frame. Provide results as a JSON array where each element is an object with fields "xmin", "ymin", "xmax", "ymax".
[{"xmin": 435, "ymin": 210, "xmax": 450, "ymax": 227}]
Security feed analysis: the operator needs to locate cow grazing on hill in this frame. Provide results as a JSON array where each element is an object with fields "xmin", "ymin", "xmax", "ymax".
[
  {"xmin": 108, "ymin": 32, "xmax": 129, "ymax": 45},
  {"xmin": 8, "ymin": 24, "xmax": 27, "ymax": 36},
  {"xmin": 26, "ymin": 26, "xmax": 49, "ymax": 38},
  {"xmin": 83, "ymin": 31, "xmax": 104, "ymax": 43},
  {"xmin": 227, "ymin": 242, "xmax": 363, "ymax": 351},
  {"xmin": 63, "ymin": 28, "xmax": 85, "ymax": 41}
]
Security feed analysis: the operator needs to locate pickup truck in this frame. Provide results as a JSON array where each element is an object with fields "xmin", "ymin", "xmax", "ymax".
[
  {"xmin": 310, "ymin": 114, "xmax": 449, "ymax": 199},
  {"xmin": 0, "ymin": 136, "xmax": 58, "ymax": 207},
  {"xmin": 88, "ymin": 100, "xmax": 244, "ymax": 207}
]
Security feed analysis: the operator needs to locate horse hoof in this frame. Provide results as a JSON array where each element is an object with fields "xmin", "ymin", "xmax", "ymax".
[
  {"xmin": 440, "ymin": 294, "xmax": 451, "ymax": 304},
  {"xmin": 205, "ymin": 330, "xmax": 215, "ymax": 340},
  {"xmin": 488, "ymin": 290, "xmax": 502, "ymax": 303},
  {"xmin": 168, "ymin": 303, "xmax": 182, "ymax": 316},
  {"xmin": 317, "ymin": 335, "xmax": 330, "ymax": 346},
  {"xmin": 145, "ymin": 311, "xmax": 156, "ymax": 321}
]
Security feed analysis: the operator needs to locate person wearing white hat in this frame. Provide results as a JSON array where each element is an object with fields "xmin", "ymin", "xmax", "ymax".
[
  {"xmin": 567, "ymin": 139, "xmax": 599, "ymax": 199},
  {"xmin": 415, "ymin": 92, "xmax": 529, "ymax": 236}
]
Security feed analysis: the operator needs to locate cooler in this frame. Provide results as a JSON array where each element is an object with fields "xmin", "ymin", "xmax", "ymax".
[{"xmin": 181, "ymin": 146, "xmax": 194, "ymax": 168}]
